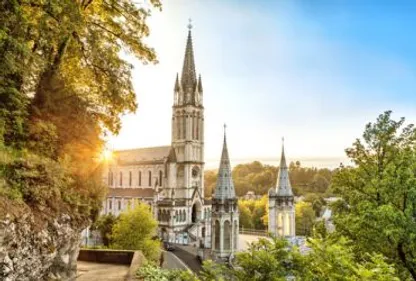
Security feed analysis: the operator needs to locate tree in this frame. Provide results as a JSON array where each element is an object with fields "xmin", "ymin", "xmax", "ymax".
[
  {"xmin": 331, "ymin": 111, "xmax": 416, "ymax": 280},
  {"xmin": 111, "ymin": 202, "xmax": 160, "ymax": 262},
  {"xmin": 295, "ymin": 201, "xmax": 316, "ymax": 236},
  {"xmin": 91, "ymin": 214, "xmax": 117, "ymax": 247}
]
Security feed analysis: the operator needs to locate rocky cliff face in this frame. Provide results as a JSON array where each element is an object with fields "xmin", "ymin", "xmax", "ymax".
[{"xmin": 0, "ymin": 201, "xmax": 85, "ymax": 281}]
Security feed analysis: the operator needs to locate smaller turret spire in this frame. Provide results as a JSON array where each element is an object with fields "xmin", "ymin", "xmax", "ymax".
[
  {"xmin": 214, "ymin": 124, "xmax": 236, "ymax": 199},
  {"xmin": 174, "ymin": 73, "xmax": 180, "ymax": 92},
  {"xmin": 276, "ymin": 137, "xmax": 293, "ymax": 197},
  {"xmin": 197, "ymin": 74, "xmax": 203, "ymax": 93}
]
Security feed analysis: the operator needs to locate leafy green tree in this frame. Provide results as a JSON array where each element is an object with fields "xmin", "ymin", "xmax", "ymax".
[
  {"xmin": 295, "ymin": 201, "xmax": 316, "ymax": 236},
  {"xmin": 91, "ymin": 213, "xmax": 117, "ymax": 247},
  {"xmin": 331, "ymin": 111, "xmax": 416, "ymax": 280},
  {"xmin": 299, "ymin": 237, "xmax": 400, "ymax": 281},
  {"xmin": 111, "ymin": 202, "xmax": 160, "ymax": 262}
]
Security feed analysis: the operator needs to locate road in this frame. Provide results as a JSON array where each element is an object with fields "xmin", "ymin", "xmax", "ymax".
[
  {"xmin": 162, "ymin": 250, "xmax": 191, "ymax": 271},
  {"xmin": 162, "ymin": 245, "xmax": 203, "ymax": 273}
]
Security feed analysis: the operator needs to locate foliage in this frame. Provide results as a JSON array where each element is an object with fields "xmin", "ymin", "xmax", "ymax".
[
  {"xmin": 91, "ymin": 213, "xmax": 118, "ymax": 246},
  {"xmin": 135, "ymin": 263, "xmax": 197, "ymax": 281},
  {"xmin": 0, "ymin": 0, "xmax": 161, "ymax": 228},
  {"xmin": 303, "ymin": 193, "xmax": 327, "ymax": 217},
  {"xmin": 111, "ymin": 202, "xmax": 160, "ymax": 262},
  {"xmin": 331, "ymin": 111, "xmax": 416, "ymax": 280},
  {"xmin": 204, "ymin": 161, "xmax": 333, "ymax": 198},
  {"xmin": 295, "ymin": 201, "xmax": 316, "ymax": 236},
  {"xmin": 238, "ymin": 195, "xmax": 268, "ymax": 230},
  {"xmin": 0, "ymin": 148, "xmax": 104, "ymax": 222}
]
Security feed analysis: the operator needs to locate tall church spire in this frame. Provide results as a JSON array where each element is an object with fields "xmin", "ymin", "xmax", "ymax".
[
  {"xmin": 276, "ymin": 137, "xmax": 293, "ymax": 196},
  {"xmin": 214, "ymin": 125, "xmax": 236, "ymax": 199},
  {"xmin": 181, "ymin": 20, "xmax": 197, "ymax": 91}
]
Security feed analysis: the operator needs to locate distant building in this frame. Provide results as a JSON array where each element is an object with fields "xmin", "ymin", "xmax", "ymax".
[
  {"xmin": 242, "ymin": 191, "xmax": 261, "ymax": 200},
  {"xmin": 268, "ymin": 141, "xmax": 296, "ymax": 238},
  {"xmin": 99, "ymin": 23, "xmax": 211, "ymax": 247},
  {"xmin": 211, "ymin": 128, "xmax": 239, "ymax": 262}
]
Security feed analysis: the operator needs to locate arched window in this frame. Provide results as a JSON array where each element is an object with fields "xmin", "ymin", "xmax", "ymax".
[
  {"xmin": 224, "ymin": 221, "xmax": 231, "ymax": 250},
  {"xmin": 138, "ymin": 171, "xmax": 142, "ymax": 186},
  {"xmin": 215, "ymin": 220, "xmax": 220, "ymax": 250},
  {"xmin": 183, "ymin": 210, "xmax": 186, "ymax": 222},
  {"xmin": 119, "ymin": 172, "xmax": 123, "ymax": 187},
  {"xmin": 108, "ymin": 200, "xmax": 112, "ymax": 210},
  {"xmin": 159, "ymin": 171, "xmax": 163, "ymax": 187},
  {"xmin": 148, "ymin": 171, "xmax": 152, "ymax": 187},
  {"xmin": 118, "ymin": 200, "xmax": 121, "ymax": 210},
  {"xmin": 183, "ymin": 114, "xmax": 187, "ymax": 139},
  {"xmin": 129, "ymin": 171, "xmax": 132, "ymax": 187}
]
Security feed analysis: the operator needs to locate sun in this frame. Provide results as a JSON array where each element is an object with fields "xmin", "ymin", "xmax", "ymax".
[{"xmin": 100, "ymin": 148, "xmax": 113, "ymax": 162}]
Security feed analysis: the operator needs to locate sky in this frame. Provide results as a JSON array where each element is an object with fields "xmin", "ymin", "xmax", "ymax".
[{"xmin": 108, "ymin": 0, "xmax": 416, "ymax": 169}]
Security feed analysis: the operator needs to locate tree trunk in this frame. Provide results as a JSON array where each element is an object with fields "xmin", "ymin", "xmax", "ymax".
[{"xmin": 398, "ymin": 242, "xmax": 416, "ymax": 280}]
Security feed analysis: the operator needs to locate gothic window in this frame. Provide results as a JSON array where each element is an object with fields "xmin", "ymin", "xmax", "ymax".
[
  {"xmin": 119, "ymin": 172, "xmax": 123, "ymax": 187},
  {"xmin": 108, "ymin": 200, "xmax": 112, "ymax": 210},
  {"xmin": 183, "ymin": 114, "xmax": 187, "ymax": 139},
  {"xmin": 129, "ymin": 171, "xmax": 132, "ymax": 187},
  {"xmin": 148, "ymin": 171, "xmax": 152, "ymax": 187},
  {"xmin": 224, "ymin": 220, "xmax": 231, "ymax": 250},
  {"xmin": 159, "ymin": 171, "xmax": 163, "ymax": 187},
  {"xmin": 138, "ymin": 171, "xmax": 142, "ymax": 186},
  {"xmin": 158, "ymin": 210, "xmax": 161, "ymax": 221},
  {"xmin": 196, "ymin": 115, "xmax": 199, "ymax": 140},
  {"xmin": 215, "ymin": 220, "xmax": 220, "ymax": 250},
  {"xmin": 118, "ymin": 200, "xmax": 121, "ymax": 210},
  {"xmin": 183, "ymin": 210, "xmax": 187, "ymax": 222},
  {"xmin": 175, "ymin": 211, "xmax": 178, "ymax": 222}
]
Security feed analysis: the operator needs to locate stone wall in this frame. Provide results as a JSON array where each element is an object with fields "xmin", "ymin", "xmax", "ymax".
[{"xmin": 0, "ymin": 203, "xmax": 85, "ymax": 281}]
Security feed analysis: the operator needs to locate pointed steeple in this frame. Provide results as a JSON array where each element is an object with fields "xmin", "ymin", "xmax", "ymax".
[
  {"xmin": 276, "ymin": 137, "xmax": 293, "ymax": 197},
  {"xmin": 214, "ymin": 124, "xmax": 236, "ymax": 199},
  {"xmin": 174, "ymin": 73, "xmax": 180, "ymax": 92},
  {"xmin": 181, "ymin": 20, "xmax": 197, "ymax": 92},
  {"xmin": 197, "ymin": 74, "xmax": 203, "ymax": 93}
]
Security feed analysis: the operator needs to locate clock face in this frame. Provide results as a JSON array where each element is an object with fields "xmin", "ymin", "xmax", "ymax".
[{"xmin": 192, "ymin": 166, "xmax": 199, "ymax": 178}]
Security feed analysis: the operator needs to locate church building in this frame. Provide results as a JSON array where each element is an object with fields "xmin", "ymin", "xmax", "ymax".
[
  {"xmin": 101, "ymin": 23, "xmax": 211, "ymax": 247},
  {"xmin": 211, "ymin": 127, "xmax": 239, "ymax": 262},
  {"xmin": 268, "ymin": 141, "xmax": 296, "ymax": 238}
]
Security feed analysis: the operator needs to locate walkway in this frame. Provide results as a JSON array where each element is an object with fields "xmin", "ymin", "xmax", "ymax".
[
  {"xmin": 76, "ymin": 261, "xmax": 129, "ymax": 281},
  {"xmin": 171, "ymin": 245, "xmax": 202, "ymax": 273}
]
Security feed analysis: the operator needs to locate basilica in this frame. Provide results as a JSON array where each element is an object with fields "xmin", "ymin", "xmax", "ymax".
[
  {"xmin": 101, "ymin": 24, "xmax": 211, "ymax": 248},
  {"xmin": 100, "ymin": 23, "xmax": 294, "ymax": 262}
]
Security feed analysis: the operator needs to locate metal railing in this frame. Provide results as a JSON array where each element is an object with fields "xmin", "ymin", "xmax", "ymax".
[{"xmin": 239, "ymin": 228, "xmax": 269, "ymax": 237}]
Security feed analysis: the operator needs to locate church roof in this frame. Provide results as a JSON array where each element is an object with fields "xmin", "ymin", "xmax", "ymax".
[
  {"xmin": 275, "ymin": 140, "xmax": 294, "ymax": 197},
  {"xmin": 213, "ymin": 126, "xmax": 236, "ymax": 199},
  {"xmin": 107, "ymin": 188, "xmax": 155, "ymax": 198},
  {"xmin": 114, "ymin": 146, "xmax": 171, "ymax": 164}
]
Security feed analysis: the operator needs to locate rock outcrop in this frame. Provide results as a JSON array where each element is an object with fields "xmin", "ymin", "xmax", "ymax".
[{"xmin": 0, "ymin": 201, "xmax": 85, "ymax": 281}]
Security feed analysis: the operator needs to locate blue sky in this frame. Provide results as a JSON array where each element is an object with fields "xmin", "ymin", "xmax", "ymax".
[{"xmin": 109, "ymin": 0, "xmax": 416, "ymax": 169}]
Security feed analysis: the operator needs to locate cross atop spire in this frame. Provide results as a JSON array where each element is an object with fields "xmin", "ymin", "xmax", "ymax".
[{"xmin": 187, "ymin": 18, "xmax": 193, "ymax": 30}]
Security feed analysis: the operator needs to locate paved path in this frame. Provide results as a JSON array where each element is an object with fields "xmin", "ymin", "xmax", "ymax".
[
  {"xmin": 76, "ymin": 261, "xmax": 129, "ymax": 281},
  {"xmin": 171, "ymin": 245, "xmax": 202, "ymax": 273},
  {"xmin": 162, "ymin": 250, "xmax": 190, "ymax": 271}
]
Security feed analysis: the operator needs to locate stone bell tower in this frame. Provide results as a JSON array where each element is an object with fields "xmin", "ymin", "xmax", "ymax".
[
  {"xmin": 171, "ymin": 20, "xmax": 205, "ymax": 201},
  {"xmin": 268, "ymin": 139, "xmax": 296, "ymax": 237},
  {"xmin": 211, "ymin": 126, "xmax": 239, "ymax": 262}
]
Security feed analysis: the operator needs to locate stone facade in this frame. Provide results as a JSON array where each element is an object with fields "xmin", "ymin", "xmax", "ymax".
[
  {"xmin": 101, "ymin": 25, "xmax": 211, "ymax": 247},
  {"xmin": 268, "ymin": 142, "xmax": 296, "ymax": 237}
]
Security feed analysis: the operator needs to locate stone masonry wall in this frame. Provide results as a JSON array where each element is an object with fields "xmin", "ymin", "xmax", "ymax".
[{"xmin": 0, "ymin": 209, "xmax": 83, "ymax": 281}]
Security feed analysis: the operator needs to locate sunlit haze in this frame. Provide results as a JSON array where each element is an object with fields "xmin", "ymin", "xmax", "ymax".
[{"xmin": 108, "ymin": 0, "xmax": 416, "ymax": 169}]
